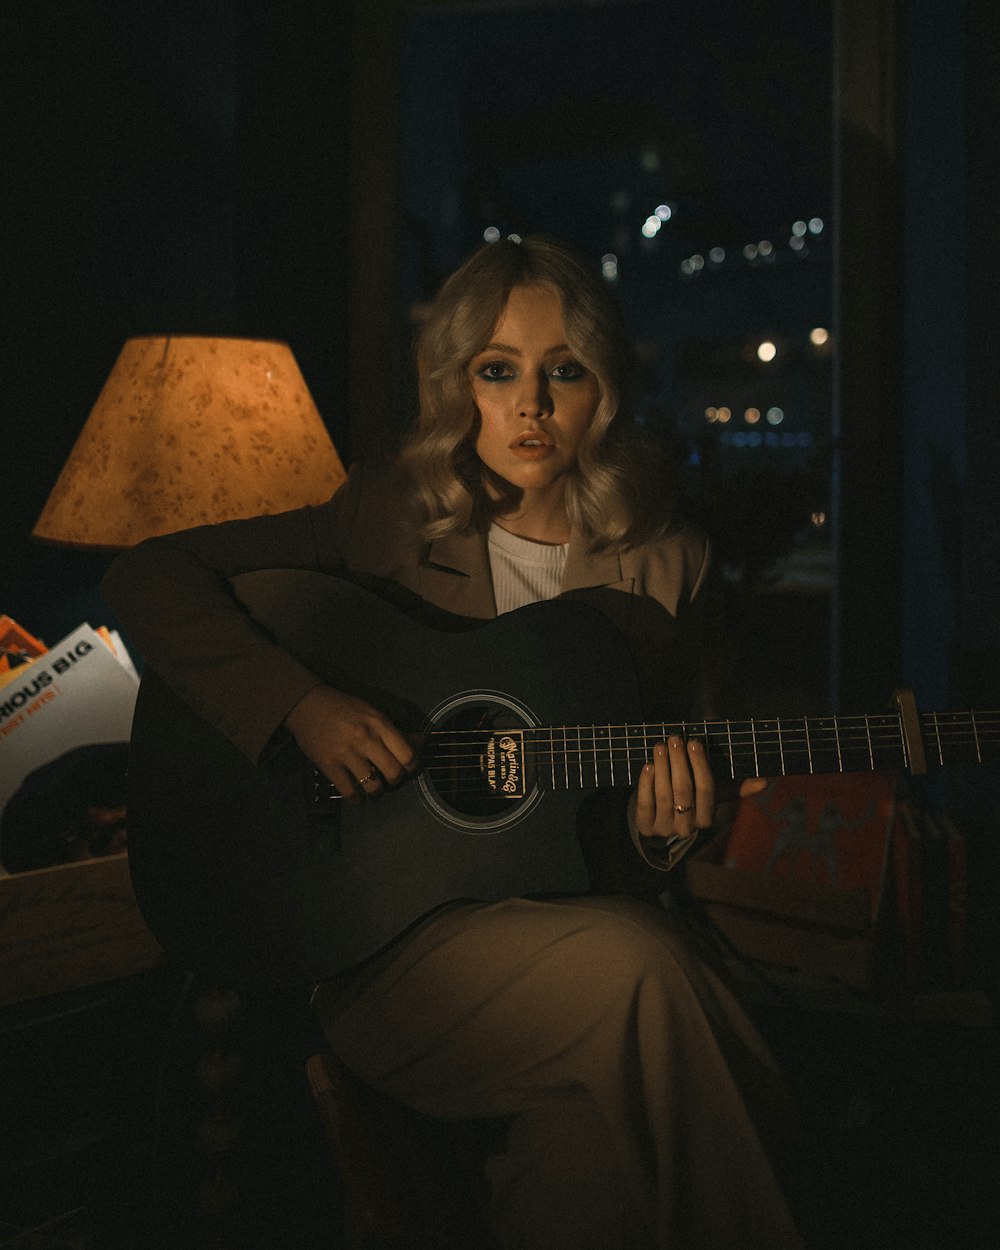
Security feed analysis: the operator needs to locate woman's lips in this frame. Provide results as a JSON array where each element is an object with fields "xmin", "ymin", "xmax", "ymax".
[{"xmin": 510, "ymin": 435, "xmax": 555, "ymax": 460}]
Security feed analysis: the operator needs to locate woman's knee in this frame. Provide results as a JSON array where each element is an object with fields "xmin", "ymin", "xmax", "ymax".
[{"xmin": 563, "ymin": 900, "xmax": 682, "ymax": 977}]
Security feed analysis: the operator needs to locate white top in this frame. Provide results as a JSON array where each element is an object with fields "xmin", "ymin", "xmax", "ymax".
[{"xmin": 487, "ymin": 523, "xmax": 569, "ymax": 614}]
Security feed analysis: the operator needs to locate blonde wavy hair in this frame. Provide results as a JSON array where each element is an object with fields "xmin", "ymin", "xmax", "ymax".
[{"xmin": 399, "ymin": 236, "xmax": 670, "ymax": 551}]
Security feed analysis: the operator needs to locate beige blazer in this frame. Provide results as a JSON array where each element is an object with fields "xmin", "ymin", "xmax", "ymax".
[{"xmin": 104, "ymin": 463, "xmax": 715, "ymax": 769}]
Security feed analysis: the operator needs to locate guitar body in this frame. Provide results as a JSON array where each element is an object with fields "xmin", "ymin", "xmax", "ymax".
[{"xmin": 127, "ymin": 570, "xmax": 641, "ymax": 985}]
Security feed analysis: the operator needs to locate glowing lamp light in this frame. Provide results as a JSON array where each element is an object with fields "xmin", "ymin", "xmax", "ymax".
[{"xmin": 32, "ymin": 337, "xmax": 347, "ymax": 550}]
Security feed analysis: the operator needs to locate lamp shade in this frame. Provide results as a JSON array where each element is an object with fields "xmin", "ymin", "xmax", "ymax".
[{"xmin": 33, "ymin": 336, "xmax": 348, "ymax": 549}]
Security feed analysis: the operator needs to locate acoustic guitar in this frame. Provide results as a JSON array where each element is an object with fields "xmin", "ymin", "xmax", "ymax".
[{"xmin": 126, "ymin": 569, "xmax": 998, "ymax": 987}]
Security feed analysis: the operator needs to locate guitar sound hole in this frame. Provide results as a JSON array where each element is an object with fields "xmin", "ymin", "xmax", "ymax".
[{"xmin": 423, "ymin": 702, "xmax": 533, "ymax": 825}]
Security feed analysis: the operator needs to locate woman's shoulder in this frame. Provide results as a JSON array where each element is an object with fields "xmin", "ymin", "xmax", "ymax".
[
  {"xmin": 620, "ymin": 521, "xmax": 712, "ymax": 604},
  {"xmin": 310, "ymin": 455, "xmax": 425, "ymax": 573}
]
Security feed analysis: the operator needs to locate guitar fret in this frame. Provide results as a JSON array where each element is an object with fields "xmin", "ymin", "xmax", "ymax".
[
  {"xmin": 933, "ymin": 711, "xmax": 943, "ymax": 766},
  {"xmin": 780, "ymin": 718, "xmax": 807, "ymax": 776},
  {"xmin": 816, "ymin": 717, "xmax": 840, "ymax": 773},
  {"xmin": 608, "ymin": 724, "xmax": 615, "ymax": 787},
  {"xmin": 698, "ymin": 720, "xmax": 709, "ymax": 768},
  {"xmin": 751, "ymin": 718, "xmax": 759, "ymax": 776},
  {"xmin": 834, "ymin": 714, "xmax": 843, "ymax": 771},
  {"xmin": 864, "ymin": 714, "xmax": 874, "ymax": 769},
  {"xmin": 776, "ymin": 717, "xmax": 785, "ymax": 775},
  {"xmin": 805, "ymin": 719, "xmax": 814, "ymax": 773},
  {"xmin": 726, "ymin": 719, "xmax": 735, "ymax": 779},
  {"xmin": 972, "ymin": 710, "xmax": 982, "ymax": 764}
]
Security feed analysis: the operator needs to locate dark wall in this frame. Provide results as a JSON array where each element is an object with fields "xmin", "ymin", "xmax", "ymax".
[
  {"xmin": 958, "ymin": 0, "xmax": 1000, "ymax": 709},
  {"xmin": 1, "ymin": 1, "xmax": 351, "ymax": 642},
  {"xmin": 900, "ymin": 0, "xmax": 1000, "ymax": 712},
  {"xmin": 899, "ymin": 0, "xmax": 1000, "ymax": 988}
]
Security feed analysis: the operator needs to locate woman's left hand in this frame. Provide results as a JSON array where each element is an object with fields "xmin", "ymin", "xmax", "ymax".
[
  {"xmin": 633, "ymin": 736, "xmax": 715, "ymax": 841},
  {"xmin": 633, "ymin": 736, "xmax": 770, "ymax": 841}
]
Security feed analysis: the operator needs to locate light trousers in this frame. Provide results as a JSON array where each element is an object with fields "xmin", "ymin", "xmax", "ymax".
[{"xmin": 313, "ymin": 895, "xmax": 804, "ymax": 1249}]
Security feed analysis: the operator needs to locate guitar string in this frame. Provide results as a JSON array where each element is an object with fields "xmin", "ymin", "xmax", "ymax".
[
  {"xmin": 418, "ymin": 723, "xmax": 1000, "ymax": 758},
  {"xmin": 311, "ymin": 714, "xmax": 1000, "ymax": 801},
  {"xmin": 419, "ymin": 744, "xmax": 994, "ymax": 777},
  {"xmin": 411, "ymin": 725, "xmax": 996, "ymax": 780},
  {"xmin": 420, "ymin": 712, "xmax": 1000, "ymax": 738},
  {"xmin": 419, "ymin": 716, "xmax": 1000, "ymax": 751},
  {"xmin": 313, "ymin": 738, "xmax": 996, "ymax": 803}
]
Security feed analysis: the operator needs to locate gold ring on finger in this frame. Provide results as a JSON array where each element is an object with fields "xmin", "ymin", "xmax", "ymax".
[{"xmin": 673, "ymin": 803, "xmax": 694, "ymax": 814}]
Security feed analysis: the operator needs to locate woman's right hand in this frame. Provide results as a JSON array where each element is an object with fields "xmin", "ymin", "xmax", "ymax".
[{"xmin": 283, "ymin": 684, "xmax": 419, "ymax": 803}]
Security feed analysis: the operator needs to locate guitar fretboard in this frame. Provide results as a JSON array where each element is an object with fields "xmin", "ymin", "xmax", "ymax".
[
  {"xmin": 420, "ymin": 709, "xmax": 1000, "ymax": 795},
  {"xmin": 521, "ymin": 709, "xmax": 1000, "ymax": 790}
]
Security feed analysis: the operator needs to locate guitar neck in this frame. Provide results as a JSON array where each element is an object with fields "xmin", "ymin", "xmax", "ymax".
[{"xmin": 523, "ymin": 708, "xmax": 1000, "ymax": 790}]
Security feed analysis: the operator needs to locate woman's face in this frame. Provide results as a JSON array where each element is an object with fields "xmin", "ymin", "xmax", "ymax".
[{"xmin": 468, "ymin": 283, "xmax": 600, "ymax": 505}]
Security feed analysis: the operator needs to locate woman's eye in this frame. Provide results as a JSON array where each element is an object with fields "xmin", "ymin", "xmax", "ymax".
[
  {"xmin": 549, "ymin": 361, "xmax": 585, "ymax": 381},
  {"xmin": 476, "ymin": 361, "xmax": 514, "ymax": 381}
]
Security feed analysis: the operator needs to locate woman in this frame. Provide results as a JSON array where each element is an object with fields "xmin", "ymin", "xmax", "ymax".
[{"xmin": 104, "ymin": 237, "xmax": 804, "ymax": 1248}]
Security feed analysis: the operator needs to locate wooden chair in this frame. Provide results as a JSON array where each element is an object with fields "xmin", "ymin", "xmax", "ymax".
[{"xmin": 305, "ymin": 1051, "xmax": 498, "ymax": 1250}]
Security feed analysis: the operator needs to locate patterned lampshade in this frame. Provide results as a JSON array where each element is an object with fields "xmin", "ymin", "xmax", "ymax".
[{"xmin": 33, "ymin": 336, "xmax": 347, "ymax": 549}]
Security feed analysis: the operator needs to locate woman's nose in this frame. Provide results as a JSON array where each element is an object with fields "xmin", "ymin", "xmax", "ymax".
[{"xmin": 516, "ymin": 373, "xmax": 554, "ymax": 419}]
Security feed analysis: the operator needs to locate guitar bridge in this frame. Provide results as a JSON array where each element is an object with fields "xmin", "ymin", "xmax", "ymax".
[{"xmin": 480, "ymin": 730, "xmax": 526, "ymax": 798}]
